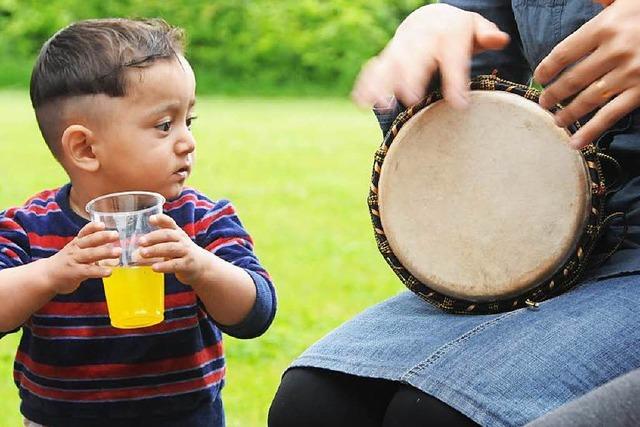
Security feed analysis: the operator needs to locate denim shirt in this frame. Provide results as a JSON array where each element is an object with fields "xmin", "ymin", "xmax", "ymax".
[{"xmin": 376, "ymin": 0, "xmax": 640, "ymax": 280}]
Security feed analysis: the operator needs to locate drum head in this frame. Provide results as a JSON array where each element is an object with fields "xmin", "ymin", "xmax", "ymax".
[{"xmin": 378, "ymin": 91, "xmax": 591, "ymax": 301}]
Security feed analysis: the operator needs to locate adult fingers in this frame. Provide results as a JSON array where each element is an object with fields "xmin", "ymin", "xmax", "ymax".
[
  {"xmin": 472, "ymin": 13, "xmax": 510, "ymax": 53},
  {"xmin": 391, "ymin": 48, "xmax": 438, "ymax": 107},
  {"xmin": 539, "ymin": 47, "xmax": 615, "ymax": 109},
  {"xmin": 352, "ymin": 56, "xmax": 393, "ymax": 108},
  {"xmin": 553, "ymin": 68, "xmax": 624, "ymax": 128},
  {"xmin": 570, "ymin": 87, "xmax": 640, "ymax": 148},
  {"xmin": 534, "ymin": 20, "xmax": 600, "ymax": 85},
  {"xmin": 438, "ymin": 32, "xmax": 471, "ymax": 109}
]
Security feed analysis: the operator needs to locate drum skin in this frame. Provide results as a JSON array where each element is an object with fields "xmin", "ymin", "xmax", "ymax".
[{"xmin": 378, "ymin": 91, "xmax": 590, "ymax": 301}]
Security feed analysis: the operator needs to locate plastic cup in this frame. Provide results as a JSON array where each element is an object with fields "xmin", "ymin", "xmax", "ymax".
[{"xmin": 85, "ymin": 191, "xmax": 166, "ymax": 329}]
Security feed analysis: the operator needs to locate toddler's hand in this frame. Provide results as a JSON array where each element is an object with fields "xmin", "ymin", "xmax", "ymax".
[
  {"xmin": 46, "ymin": 222, "xmax": 121, "ymax": 294},
  {"xmin": 138, "ymin": 214, "xmax": 210, "ymax": 286}
]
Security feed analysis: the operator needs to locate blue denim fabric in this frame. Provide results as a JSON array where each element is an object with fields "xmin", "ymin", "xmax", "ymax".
[
  {"xmin": 291, "ymin": 2, "xmax": 640, "ymax": 426},
  {"xmin": 292, "ymin": 275, "xmax": 640, "ymax": 426}
]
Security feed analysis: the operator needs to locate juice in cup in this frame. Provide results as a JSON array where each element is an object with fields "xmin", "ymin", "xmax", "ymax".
[
  {"xmin": 85, "ymin": 191, "xmax": 166, "ymax": 329},
  {"xmin": 102, "ymin": 266, "xmax": 164, "ymax": 329}
]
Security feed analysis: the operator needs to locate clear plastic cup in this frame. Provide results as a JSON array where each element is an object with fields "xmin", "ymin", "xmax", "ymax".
[{"xmin": 85, "ymin": 191, "xmax": 166, "ymax": 329}]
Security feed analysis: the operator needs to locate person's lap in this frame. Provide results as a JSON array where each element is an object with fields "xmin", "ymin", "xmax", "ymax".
[
  {"xmin": 269, "ymin": 367, "xmax": 478, "ymax": 427},
  {"xmin": 287, "ymin": 273, "xmax": 640, "ymax": 426}
]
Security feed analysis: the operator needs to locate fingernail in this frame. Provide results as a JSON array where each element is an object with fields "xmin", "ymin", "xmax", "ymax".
[{"xmin": 140, "ymin": 248, "xmax": 148, "ymax": 256}]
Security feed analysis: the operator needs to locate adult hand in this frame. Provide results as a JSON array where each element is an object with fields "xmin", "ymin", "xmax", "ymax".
[
  {"xmin": 351, "ymin": 3, "xmax": 510, "ymax": 110},
  {"xmin": 535, "ymin": 0, "xmax": 640, "ymax": 148}
]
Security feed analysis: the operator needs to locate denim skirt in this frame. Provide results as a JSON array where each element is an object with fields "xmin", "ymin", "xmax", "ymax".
[{"xmin": 290, "ymin": 273, "xmax": 640, "ymax": 426}]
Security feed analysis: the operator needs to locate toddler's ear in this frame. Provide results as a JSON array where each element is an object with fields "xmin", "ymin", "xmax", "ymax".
[{"xmin": 61, "ymin": 124, "xmax": 99, "ymax": 172}]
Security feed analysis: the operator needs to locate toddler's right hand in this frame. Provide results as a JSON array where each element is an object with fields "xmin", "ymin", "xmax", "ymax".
[
  {"xmin": 45, "ymin": 222, "xmax": 121, "ymax": 294},
  {"xmin": 351, "ymin": 4, "xmax": 510, "ymax": 110}
]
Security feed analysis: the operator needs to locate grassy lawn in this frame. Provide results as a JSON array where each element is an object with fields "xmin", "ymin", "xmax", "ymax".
[{"xmin": 0, "ymin": 91, "xmax": 401, "ymax": 426}]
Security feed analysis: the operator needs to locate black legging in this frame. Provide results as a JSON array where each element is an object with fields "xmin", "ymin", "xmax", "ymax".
[{"xmin": 268, "ymin": 368, "xmax": 479, "ymax": 427}]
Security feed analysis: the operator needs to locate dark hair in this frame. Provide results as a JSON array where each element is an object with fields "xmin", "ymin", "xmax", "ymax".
[
  {"xmin": 31, "ymin": 18, "xmax": 185, "ymax": 109},
  {"xmin": 30, "ymin": 18, "xmax": 185, "ymax": 159}
]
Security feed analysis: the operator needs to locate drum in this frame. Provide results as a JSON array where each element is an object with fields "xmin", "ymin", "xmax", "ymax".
[{"xmin": 369, "ymin": 75, "xmax": 616, "ymax": 314}]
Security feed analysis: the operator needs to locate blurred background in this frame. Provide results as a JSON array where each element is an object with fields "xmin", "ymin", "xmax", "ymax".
[
  {"xmin": 0, "ymin": 0, "xmax": 426, "ymax": 95},
  {"xmin": 0, "ymin": 1, "xmax": 432, "ymax": 426}
]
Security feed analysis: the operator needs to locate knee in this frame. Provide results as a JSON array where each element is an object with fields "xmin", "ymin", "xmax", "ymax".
[{"xmin": 268, "ymin": 368, "xmax": 324, "ymax": 427}]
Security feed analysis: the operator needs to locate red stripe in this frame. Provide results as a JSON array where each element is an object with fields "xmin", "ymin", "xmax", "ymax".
[
  {"xmin": 36, "ymin": 291, "xmax": 197, "ymax": 316},
  {"xmin": 0, "ymin": 219, "xmax": 22, "ymax": 230},
  {"xmin": 24, "ymin": 202, "xmax": 61, "ymax": 215},
  {"xmin": 193, "ymin": 205, "xmax": 236, "ymax": 235},
  {"xmin": 28, "ymin": 233, "xmax": 74, "ymax": 249},
  {"xmin": 0, "ymin": 236, "xmax": 17, "ymax": 246},
  {"xmin": 15, "ymin": 366, "xmax": 225, "ymax": 401},
  {"xmin": 30, "ymin": 316, "xmax": 198, "ymax": 339},
  {"xmin": 15, "ymin": 342, "xmax": 223, "ymax": 380},
  {"xmin": 164, "ymin": 189, "xmax": 215, "ymax": 210},
  {"xmin": 179, "ymin": 205, "xmax": 235, "ymax": 238},
  {"xmin": 205, "ymin": 237, "xmax": 249, "ymax": 253},
  {"xmin": 164, "ymin": 194, "xmax": 215, "ymax": 211},
  {"xmin": 25, "ymin": 189, "xmax": 58, "ymax": 205},
  {"xmin": 3, "ymin": 248, "xmax": 19, "ymax": 260}
]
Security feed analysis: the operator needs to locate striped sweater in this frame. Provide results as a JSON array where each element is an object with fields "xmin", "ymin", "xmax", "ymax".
[{"xmin": 0, "ymin": 184, "xmax": 276, "ymax": 426}]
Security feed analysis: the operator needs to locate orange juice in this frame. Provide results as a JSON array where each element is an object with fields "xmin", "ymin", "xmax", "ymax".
[{"xmin": 102, "ymin": 266, "xmax": 164, "ymax": 329}]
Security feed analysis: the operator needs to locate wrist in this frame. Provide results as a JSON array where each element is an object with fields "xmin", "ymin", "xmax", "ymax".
[
  {"xmin": 185, "ymin": 248, "xmax": 222, "ymax": 290},
  {"xmin": 35, "ymin": 257, "xmax": 65, "ymax": 296}
]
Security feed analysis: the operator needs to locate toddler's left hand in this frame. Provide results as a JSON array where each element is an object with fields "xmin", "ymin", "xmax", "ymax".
[{"xmin": 138, "ymin": 214, "xmax": 210, "ymax": 286}]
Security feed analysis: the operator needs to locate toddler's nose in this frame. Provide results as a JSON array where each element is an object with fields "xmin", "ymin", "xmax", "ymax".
[{"xmin": 175, "ymin": 132, "xmax": 195, "ymax": 155}]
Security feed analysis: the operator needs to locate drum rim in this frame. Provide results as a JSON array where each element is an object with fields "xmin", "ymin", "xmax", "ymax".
[{"xmin": 368, "ymin": 74, "xmax": 608, "ymax": 314}]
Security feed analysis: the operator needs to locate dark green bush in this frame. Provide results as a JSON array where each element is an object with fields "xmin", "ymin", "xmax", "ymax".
[{"xmin": 0, "ymin": 0, "xmax": 432, "ymax": 95}]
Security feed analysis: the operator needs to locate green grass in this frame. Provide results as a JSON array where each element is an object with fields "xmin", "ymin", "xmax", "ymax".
[{"xmin": 0, "ymin": 91, "xmax": 401, "ymax": 426}]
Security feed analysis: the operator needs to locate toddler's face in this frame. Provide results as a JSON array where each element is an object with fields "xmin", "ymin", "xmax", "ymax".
[{"xmin": 90, "ymin": 55, "xmax": 197, "ymax": 200}]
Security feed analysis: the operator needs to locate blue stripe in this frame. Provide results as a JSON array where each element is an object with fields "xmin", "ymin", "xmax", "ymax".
[
  {"xmin": 15, "ymin": 357, "xmax": 224, "ymax": 390},
  {"xmin": 19, "ymin": 320, "xmax": 222, "ymax": 366}
]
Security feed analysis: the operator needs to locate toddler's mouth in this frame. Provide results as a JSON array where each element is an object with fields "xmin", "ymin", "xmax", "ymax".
[{"xmin": 174, "ymin": 165, "xmax": 191, "ymax": 179}]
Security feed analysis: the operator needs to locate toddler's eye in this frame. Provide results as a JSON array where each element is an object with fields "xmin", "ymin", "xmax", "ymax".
[
  {"xmin": 156, "ymin": 121, "xmax": 171, "ymax": 132},
  {"xmin": 186, "ymin": 116, "xmax": 197, "ymax": 130}
]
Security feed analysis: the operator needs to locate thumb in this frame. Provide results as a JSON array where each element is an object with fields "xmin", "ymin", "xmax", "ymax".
[{"xmin": 473, "ymin": 15, "xmax": 510, "ymax": 52}]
